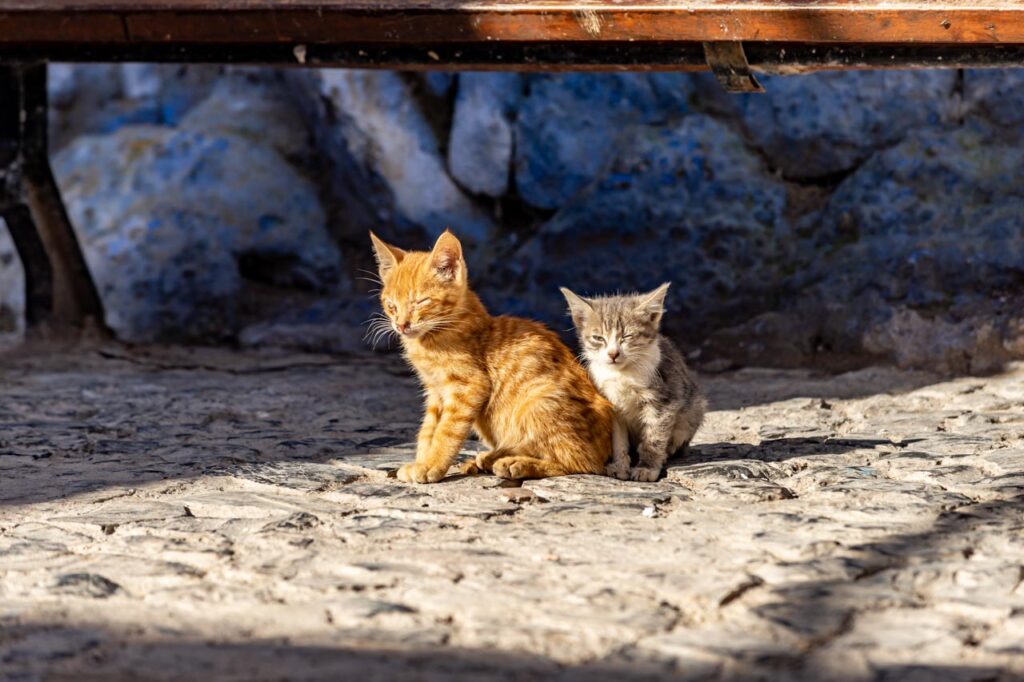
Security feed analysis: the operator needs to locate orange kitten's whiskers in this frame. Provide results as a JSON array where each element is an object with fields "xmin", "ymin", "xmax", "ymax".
[
  {"xmin": 363, "ymin": 312, "xmax": 397, "ymax": 350},
  {"xmin": 356, "ymin": 268, "xmax": 384, "ymax": 285},
  {"xmin": 419, "ymin": 314, "xmax": 462, "ymax": 333}
]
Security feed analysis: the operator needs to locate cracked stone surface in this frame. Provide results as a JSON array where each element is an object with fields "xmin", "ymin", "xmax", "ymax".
[{"xmin": 1, "ymin": 345, "xmax": 1022, "ymax": 681}]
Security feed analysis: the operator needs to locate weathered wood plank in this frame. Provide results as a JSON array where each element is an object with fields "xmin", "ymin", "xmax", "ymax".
[{"xmin": 0, "ymin": 2, "xmax": 1023, "ymax": 46}]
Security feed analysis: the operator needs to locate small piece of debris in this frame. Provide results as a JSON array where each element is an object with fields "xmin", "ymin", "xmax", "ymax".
[
  {"xmin": 54, "ymin": 573, "xmax": 122, "ymax": 599},
  {"xmin": 500, "ymin": 488, "xmax": 536, "ymax": 504},
  {"xmin": 642, "ymin": 506, "xmax": 658, "ymax": 518},
  {"xmin": 263, "ymin": 512, "xmax": 320, "ymax": 532}
]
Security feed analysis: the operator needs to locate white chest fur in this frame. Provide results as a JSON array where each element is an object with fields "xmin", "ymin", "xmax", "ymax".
[
  {"xmin": 588, "ymin": 347, "xmax": 660, "ymax": 432},
  {"xmin": 593, "ymin": 369, "xmax": 644, "ymax": 415}
]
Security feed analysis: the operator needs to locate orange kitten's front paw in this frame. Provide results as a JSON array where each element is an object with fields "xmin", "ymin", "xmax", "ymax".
[
  {"xmin": 397, "ymin": 462, "xmax": 447, "ymax": 484},
  {"xmin": 491, "ymin": 457, "xmax": 556, "ymax": 480},
  {"xmin": 629, "ymin": 466, "xmax": 661, "ymax": 482},
  {"xmin": 492, "ymin": 458, "xmax": 526, "ymax": 480},
  {"xmin": 460, "ymin": 460, "xmax": 482, "ymax": 475}
]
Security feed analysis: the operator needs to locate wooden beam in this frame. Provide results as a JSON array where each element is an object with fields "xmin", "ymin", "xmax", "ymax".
[
  {"xmin": 0, "ymin": 2, "xmax": 1023, "ymax": 48},
  {"xmin": 1, "ymin": 42, "xmax": 1024, "ymax": 72}
]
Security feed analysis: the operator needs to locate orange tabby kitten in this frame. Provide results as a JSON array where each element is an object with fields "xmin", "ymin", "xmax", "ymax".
[{"xmin": 369, "ymin": 230, "xmax": 615, "ymax": 483}]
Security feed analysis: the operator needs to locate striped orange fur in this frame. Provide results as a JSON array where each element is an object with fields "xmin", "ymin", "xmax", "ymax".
[{"xmin": 369, "ymin": 230, "xmax": 615, "ymax": 483}]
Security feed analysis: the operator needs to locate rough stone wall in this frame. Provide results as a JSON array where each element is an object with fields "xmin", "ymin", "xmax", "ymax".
[{"xmin": 1, "ymin": 66, "xmax": 1022, "ymax": 370}]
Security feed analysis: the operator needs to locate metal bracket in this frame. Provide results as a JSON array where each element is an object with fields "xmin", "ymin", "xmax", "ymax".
[{"xmin": 703, "ymin": 42, "xmax": 764, "ymax": 93}]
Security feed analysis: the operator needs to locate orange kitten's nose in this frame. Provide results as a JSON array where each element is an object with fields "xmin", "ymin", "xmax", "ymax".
[{"xmin": 398, "ymin": 321, "xmax": 411, "ymax": 334}]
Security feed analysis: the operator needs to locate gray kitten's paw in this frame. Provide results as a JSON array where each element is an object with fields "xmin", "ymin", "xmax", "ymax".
[
  {"xmin": 605, "ymin": 460, "xmax": 630, "ymax": 480},
  {"xmin": 630, "ymin": 466, "xmax": 661, "ymax": 482}
]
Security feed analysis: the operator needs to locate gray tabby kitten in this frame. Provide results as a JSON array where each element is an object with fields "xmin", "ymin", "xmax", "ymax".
[{"xmin": 561, "ymin": 283, "xmax": 707, "ymax": 482}]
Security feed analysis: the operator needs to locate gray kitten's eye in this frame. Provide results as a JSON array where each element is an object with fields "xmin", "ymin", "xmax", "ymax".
[
  {"xmin": 621, "ymin": 333, "xmax": 633, "ymax": 341},
  {"xmin": 590, "ymin": 335, "xmax": 605, "ymax": 345}
]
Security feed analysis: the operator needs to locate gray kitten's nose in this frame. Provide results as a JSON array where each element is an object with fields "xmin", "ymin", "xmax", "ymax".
[{"xmin": 607, "ymin": 349, "xmax": 620, "ymax": 362}]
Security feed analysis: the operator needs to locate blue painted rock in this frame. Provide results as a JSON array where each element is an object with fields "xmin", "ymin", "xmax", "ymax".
[{"xmin": 53, "ymin": 125, "xmax": 341, "ymax": 342}]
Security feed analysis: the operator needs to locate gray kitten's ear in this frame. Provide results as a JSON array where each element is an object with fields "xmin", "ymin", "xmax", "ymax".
[
  {"xmin": 636, "ymin": 282, "xmax": 671, "ymax": 324},
  {"xmin": 559, "ymin": 287, "xmax": 593, "ymax": 328}
]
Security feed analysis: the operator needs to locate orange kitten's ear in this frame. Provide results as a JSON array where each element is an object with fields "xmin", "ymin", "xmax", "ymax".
[
  {"xmin": 636, "ymin": 282, "xmax": 671, "ymax": 323},
  {"xmin": 429, "ymin": 229, "xmax": 464, "ymax": 283},
  {"xmin": 369, "ymin": 231, "xmax": 406, "ymax": 279},
  {"xmin": 560, "ymin": 287, "xmax": 593, "ymax": 329}
]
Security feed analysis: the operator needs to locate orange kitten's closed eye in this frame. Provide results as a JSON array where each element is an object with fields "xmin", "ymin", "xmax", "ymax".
[
  {"xmin": 370, "ymin": 230, "xmax": 467, "ymax": 341},
  {"xmin": 368, "ymin": 230, "xmax": 615, "ymax": 484}
]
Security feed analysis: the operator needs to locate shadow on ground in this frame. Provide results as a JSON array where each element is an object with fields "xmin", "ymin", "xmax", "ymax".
[
  {"xmin": 680, "ymin": 436, "xmax": 909, "ymax": 467},
  {"xmin": 737, "ymin": 492, "xmax": 1024, "ymax": 680},
  {"xmin": 0, "ymin": 621, "xmax": 1013, "ymax": 682},
  {"xmin": 6, "ymin": 490, "xmax": 1020, "ymax": 680},
  {"xmin": 3, "ymin": 344, "xmax": 1022, "ymax": 680},
  {"xmin": 701, "ymin": 365, "xmax": 957, "ymax": 412},
  {"xmin": 0, "ymin": 342, "xmax": 1008, "ymax": 508}
]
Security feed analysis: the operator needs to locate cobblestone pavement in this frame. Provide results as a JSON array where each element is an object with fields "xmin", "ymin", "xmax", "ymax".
[{"xmin": 1, "ymin": 345, "xmax": 1022, "ymax": 681}]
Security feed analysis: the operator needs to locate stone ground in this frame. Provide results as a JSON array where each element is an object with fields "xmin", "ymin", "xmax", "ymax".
[{"xmin": 1, "ymin": 343, "xmax": 1022, "ymax": 682}]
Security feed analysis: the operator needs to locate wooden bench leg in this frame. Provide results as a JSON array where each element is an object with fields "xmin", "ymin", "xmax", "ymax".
[{"xmin": 0, "ymin": 63, "xmax": 106, "ymax": 335}]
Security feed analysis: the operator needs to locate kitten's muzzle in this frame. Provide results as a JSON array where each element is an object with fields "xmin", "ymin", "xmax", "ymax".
[{"xmin": 397, "ymin": 323, "xmax": 429, "ymax": 340}]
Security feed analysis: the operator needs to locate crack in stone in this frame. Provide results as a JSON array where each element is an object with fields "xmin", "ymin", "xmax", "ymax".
[
  {"xmin": 800, "ymin": 609, "xmax": 857, "ymax": 656},
  {"xmin": 718, "ymin": 575, "xmax": 766, "ymax": 608}
]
